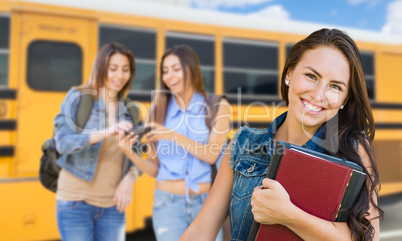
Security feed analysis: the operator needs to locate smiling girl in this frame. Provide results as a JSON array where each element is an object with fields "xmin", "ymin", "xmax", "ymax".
[
  {"xmin": 54, "ymin": 42, "xmax": 141, "ymax": 241},
  {"xmin": 119, "ymin": 44, "xmax": 230, "ymax": 241},
  {"xmin": 180, "ymin": 29, "xmax": 383, "ymax": 241}
]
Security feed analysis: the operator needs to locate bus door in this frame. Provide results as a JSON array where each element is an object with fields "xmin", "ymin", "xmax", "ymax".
[
  {"xmin": 15, "ymin": 11, "xmax": 95, "ymax": 174},
  {"xmin": 0, "ymin": 11, "xmax": 96, "ymax": 241}
]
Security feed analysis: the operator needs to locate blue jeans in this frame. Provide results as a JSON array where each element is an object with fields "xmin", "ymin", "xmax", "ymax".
[
  {"xmin": 56, "ymin": 200, "xmax": 125, "ymax": 241},
  {"xmin": 152, "ymin": 189, "xmax": 223, "ymax": 241}
]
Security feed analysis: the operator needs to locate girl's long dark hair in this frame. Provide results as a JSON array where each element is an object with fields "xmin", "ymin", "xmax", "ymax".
[
  {"xmin": 151, "ymin": 44, "xmax": 206, "ymax": 125},
  {"xmin": 75, "ymin": 42, "xmax": 135, "ymax": 98},
  {"xmin": 281, "ymin": 28, "xmax": 383, "ymax": 240}
]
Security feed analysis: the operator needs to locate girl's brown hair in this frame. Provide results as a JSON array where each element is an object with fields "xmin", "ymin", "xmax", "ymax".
[
  {"xmin": 282, "ymin": 28, "xmax": 383, "ymax": 240},
  {"xmin": 151, "ymin": 44, "xmax": 206, "ymax": 125},
  {"xmin": 75, "ymin": 42, "xmax": 135, "ymax": 98}
]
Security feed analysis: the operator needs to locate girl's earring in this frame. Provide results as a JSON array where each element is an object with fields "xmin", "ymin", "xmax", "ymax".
[
  {"xmin": 340, "ymin": 104, "xmax": 344, "ymax": 110},
  {"xmin": 285, "ymin": 79, "xmax": 290, "ymax": 86}
]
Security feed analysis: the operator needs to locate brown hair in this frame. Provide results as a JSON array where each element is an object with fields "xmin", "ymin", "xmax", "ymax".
[
  {"xmin": 75, "ymin": 42, "xmax": 135, "ymax": 98},
  {"xmin": 151, "ymin": 44, "xmax": 206, "ymax": 124},
  {"xmin": 282, "ymin": 28, "xmax": 382, "ymax": 240}
]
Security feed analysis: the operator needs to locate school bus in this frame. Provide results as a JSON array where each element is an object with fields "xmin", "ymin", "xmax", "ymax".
[{"xmin": 0, "ymin": 0, "xmax": 402, "ymax": 240}]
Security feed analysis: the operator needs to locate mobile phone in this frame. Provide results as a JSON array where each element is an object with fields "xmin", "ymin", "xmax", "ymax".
[{"xmin": 125, "ymin": 126, "xmax": 152, "ymax": 140}]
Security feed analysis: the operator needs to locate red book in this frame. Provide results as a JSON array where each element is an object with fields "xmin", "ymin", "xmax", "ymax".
[{"xmin": 248, "ymin": 141, "xmax": 366, "ymax": 241}]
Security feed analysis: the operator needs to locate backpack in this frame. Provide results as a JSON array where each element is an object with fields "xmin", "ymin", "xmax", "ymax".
[
  {"xmin": 39, "ymin": 93, "xmax": 139, "ymax": 193},
  {"xmin": 205, "ymin": 95, "xmax": 228, "ymax": 184}
]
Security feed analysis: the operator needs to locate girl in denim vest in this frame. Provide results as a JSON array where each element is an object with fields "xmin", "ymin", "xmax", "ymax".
[
  {"xmin": 119, "ymin": 45, "xmax": 230, "ymax": 241},
  {"xmin": 54, "ymin": 43, "xmax": 141, "ymax": 241},
  {"xmin": 180, "ymin": 29, "xmax": 383, "ymax": 241}
]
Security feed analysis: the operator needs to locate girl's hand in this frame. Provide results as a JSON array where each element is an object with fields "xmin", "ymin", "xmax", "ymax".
[
  {"xmin": 143, "ymin": 122, "xmax": 175, "ymax": 143},
  {"xmin": 117, "ymin": 131, "xmax": 140, "ymax": 157},
  {"xmin": 90, "ymin": 120, "xmax": 133, "ymax": 145},
  {"xmin": 107, "ymin": 120, "xmax": 133, "ymax": 136},
  {"xmin": 113, "ymin": 173, "xmax": 135, "ymax": 212},
  {"xmin": 250, "ymin": 178, "xmax": 293, "ymax": 225}
]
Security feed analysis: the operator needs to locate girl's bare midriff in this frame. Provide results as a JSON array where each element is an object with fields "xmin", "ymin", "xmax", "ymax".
[{"xmin": 155, "ymin": 180, "xmax": 211, "ymax": 195}]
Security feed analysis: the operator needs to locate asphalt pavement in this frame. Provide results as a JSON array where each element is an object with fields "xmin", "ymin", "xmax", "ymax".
[
  {"xmin": 379, "ymin": 193, "xmax": 402, "ymax": 241},
  {"xmin": 126, "ymin": 228, "xmax": 156, "ymax": 241}
]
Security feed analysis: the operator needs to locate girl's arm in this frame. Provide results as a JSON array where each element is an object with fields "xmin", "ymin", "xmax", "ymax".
[
  {"xmin": 114, "ymin": 166, "xmax": 137, "ymax": 212},
  {"xmin": 55, "ymin": 90, "xmax": 133, "ymax": 154},
  {"xmin": 145, "ymin": 99, "xmax": 230, "ymax": 165},
  {"xmin": 252, "ymin": 178, "xmax": 352, "ymax": 241},
  {"xmin": 88, "ymin": 120, "xmax": 132, "ymax": 145},
  {"xmin": 117, "ymin": 111, "xmax": 160, "ymax": 178},
  {"xmin": 117, "ymin": 131, "xmax": 160, "ymax": 178},
  {"xmin": 180, "ymin": 144, "xmax": 233, "ymax": 240},
  {"xmin": 251, "ymin": 142, "xmax": 380, "ymax": 241},
  {"xmin": 54, "ymin": 90, "xmax": 91, "ymax": 154},
  {"xmin": 357, "ymin": 141, "xmax": 380, "ymax": 241}
]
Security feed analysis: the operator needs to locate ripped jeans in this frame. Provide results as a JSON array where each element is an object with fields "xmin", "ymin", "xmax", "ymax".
[{"xmin": 152, "ymin": 189, "xmax": 223, "ymax": 241}]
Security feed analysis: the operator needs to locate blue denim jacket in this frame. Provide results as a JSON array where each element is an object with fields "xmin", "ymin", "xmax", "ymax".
[
  {"xmin": 54, "ymin": 89, "xmax": 139, "ymax": 182},
  {"xmin": 228, "ymin": 112, "xmax": 328, "ymax": 240}
]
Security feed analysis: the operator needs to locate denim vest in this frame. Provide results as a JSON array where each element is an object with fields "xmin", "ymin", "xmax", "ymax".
[
  {"xmin": 54, "ymin": 89, "xmax": 139, "ymax": 182},
  {"xmin": 228, "ymin": 112, "xmax": 328, "ymax": 241}
]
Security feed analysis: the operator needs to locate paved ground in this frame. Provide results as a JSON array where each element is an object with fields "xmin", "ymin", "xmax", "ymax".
[
  {"xmin": 378, "ymin": 193, "xmax": 402, "ymax": 241},
  {"xmin": 126, "ymin": 228, "xmax": 156, "ymax": 241},
  {"xmin": 127, "ymin": 193, "xmax": 402, "ymax": 241}
]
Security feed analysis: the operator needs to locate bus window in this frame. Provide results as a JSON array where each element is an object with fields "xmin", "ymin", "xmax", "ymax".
[
  {"xmin": 286, "ymin": 44, "xmax": 293, "ymax": 58},
  {"xmin": 27, "ymin": 41, "xmax": 82, "ymax": 91},
  {"xmin": 223, "ymin": 38, "xmax": 278, "ymax": 96},
  {"xmin": 166, "ymin": 32, "xmax": 215, "ymax": 93},
  {"xmin": 360, "ymin": 52, "xmax": 375, "ymax": 99},
  {"xmin": 99, "ymin": 26, "xmax": 156, "ymax": 92},
  {"xmin": 0, "ymin": 16, "xmax": 10, "ymax": 87},
  {"xmin": 0, "ymin": 53, "xmax": 8, "ymax": 87}
]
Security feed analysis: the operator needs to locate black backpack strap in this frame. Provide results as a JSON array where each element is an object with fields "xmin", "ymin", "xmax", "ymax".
[
  {"xmin": 247, "ymin": 221, "xmax": 260, "ymax": 241},
  {"xmin": 76, "ymin": 94, "xmax": 140, "ymax": 132},
  {"xmin": 124, "ymin": 97, "xmax": 140, "ymax": 126},
  {"xmin": 123, "ymin": 97, "xmax": 142, "ymax": 175},
  {"xmin": 75, "ymin": 93, "xmax": 94, "ymax": 133}
]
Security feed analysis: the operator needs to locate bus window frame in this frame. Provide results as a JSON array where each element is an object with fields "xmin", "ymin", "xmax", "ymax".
[
  {"xmin": 165, "ymin": 31, "xmax": 216, "ymax": 93},
  {"xmin": 98, "ymin": 23, "xmax": 157, "ymax": 98},
  {"xmin": 285, "ymin": 43, "xmax": 294, "ymax": 58},
  {"xmin": 223, "ymin": 37, "xmax": 279, "ymax": 100},
  {"xmin": 26, "ymin": 40, "xmax": 83, "ymax": 92},
  {"xmin": 359, "ymin": 50, "xmax": 375, "ymax": 100},
  {"xmin": 0, "ymin": 13, "xmax": 10, "ymax": 88}
]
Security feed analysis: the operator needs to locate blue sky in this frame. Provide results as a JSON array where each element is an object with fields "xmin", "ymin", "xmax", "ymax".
[{"xmin": 188, "ymin": 0, "xmax": 402, "ymax": 35}]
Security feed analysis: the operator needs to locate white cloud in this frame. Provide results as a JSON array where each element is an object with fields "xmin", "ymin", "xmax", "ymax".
[
  {"xmin": 346, "ymin": 0, "xmax": 382, "ymax": 6},
  {"xmin": 357, "ymin": 19, "xmax": 368, "ymax": 27},
  {"xmin": 247, "ymin": 5, "xmax": 289, "ymax": 20},
  {"xmin": 189, "ymin": 0, "xmax": 273, "ymax": 9},
  {"xmin": 346, "ymin": 0, "xmax": 370, "ymax": 5},
  {"xmin": 382, "ymin": 0, "xmax": 402, "ymax": 35}
]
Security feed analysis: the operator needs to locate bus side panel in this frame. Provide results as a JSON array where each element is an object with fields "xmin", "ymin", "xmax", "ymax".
[
  {"xmin": 0, "ymin": 181, "xmax": 60, "ymax": 241},
  {"xmin": 377, "ymin": 52, "xmax": 402, "ymax": 103}
]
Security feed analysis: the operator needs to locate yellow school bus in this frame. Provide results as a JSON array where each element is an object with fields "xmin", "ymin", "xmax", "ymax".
[{"xmin": 0, "ymin": 0, "xmax": 402, "ymax": 240}]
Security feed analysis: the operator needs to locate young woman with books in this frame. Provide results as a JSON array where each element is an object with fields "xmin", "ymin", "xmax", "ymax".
[{"xmin": 180, "ymin": 28, "xmax": 383, "ymax": 241}]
